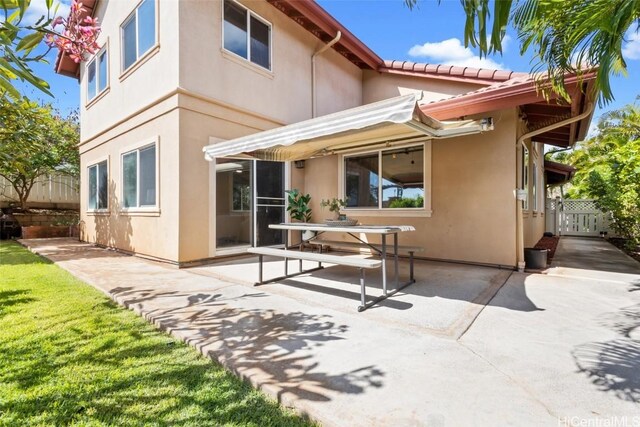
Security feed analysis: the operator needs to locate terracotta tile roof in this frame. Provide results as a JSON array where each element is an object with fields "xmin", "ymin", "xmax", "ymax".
[{"xmin": 379, "ymin": 60, "xmax": 529, "ymax": 85}]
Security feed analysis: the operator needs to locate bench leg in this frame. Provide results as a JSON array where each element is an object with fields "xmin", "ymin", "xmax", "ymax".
[
  {"xmin": 394, "ymin": 233, "xmax": 399, "ymax": 290},
  {"xmin": 409, "ymin": 251, "xmax": 415, "ymax": 282},
  {"xmin": 381, "ymin": 235, "xmax": 387, "ymax": 296},
  {"xmin": 358, "ymin": 268, "xmax": 366, "ymax": 311}
]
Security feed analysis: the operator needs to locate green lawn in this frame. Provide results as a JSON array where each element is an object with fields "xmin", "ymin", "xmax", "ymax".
[{"xmin": 0, "ymin": 241, "xmax": 312, "ymax": 426}]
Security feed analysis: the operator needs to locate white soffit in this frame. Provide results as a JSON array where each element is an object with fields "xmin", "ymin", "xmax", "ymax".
[{"xmin": 203, "ymin": 94, "xmax": 493, "ymax": 162}]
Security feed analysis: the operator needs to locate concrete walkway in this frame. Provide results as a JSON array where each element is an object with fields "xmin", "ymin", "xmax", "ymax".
[{"xmin": 17, "ymin": 237, "xmax": 640, "ymax": 426}]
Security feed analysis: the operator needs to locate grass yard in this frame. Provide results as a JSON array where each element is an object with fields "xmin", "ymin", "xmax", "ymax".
[{"xmin": 0, "ymin": 241, "xmax": 313, "ymax": 426}]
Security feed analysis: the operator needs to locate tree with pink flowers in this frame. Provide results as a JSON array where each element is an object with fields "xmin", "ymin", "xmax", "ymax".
[{"xmin": 0, "ymin": 0, "xmax": 100, "ymax": 101}]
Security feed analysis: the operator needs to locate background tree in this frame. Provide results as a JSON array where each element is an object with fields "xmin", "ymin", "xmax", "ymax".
[
  {"xmin": 404, "ymin": 0, "xmax": 640, "ymax": 105},
  {"xmin": 0, "ymin": 97, "xmax": 79, "ymax": 210},
  {"xmin": 0, "ymin": 0, "xmax": 100, "ymax": 101},
  {"xmin": 553, "ymin": 102, "xmax": 640, "ymax": 245}
]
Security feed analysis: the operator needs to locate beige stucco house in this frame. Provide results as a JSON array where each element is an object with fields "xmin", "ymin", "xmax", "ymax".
[{"xmin": 55, "ymin": 0, "xmax": 596, "ymax": 270}]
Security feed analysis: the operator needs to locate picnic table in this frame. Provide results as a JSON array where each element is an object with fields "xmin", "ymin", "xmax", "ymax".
[{"xmin": 248, "ymin": 223, "xmax": 418, "ymax": 311}]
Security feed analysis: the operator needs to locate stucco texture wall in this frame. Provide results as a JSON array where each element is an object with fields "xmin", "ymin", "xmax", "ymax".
[
  {"xmin": 178, "ymin": 0, "xmax": 363, "ymax": 125},
  {"xmin": 303, "ymin": 108, "xmax": 519, "ymax": 267},
  {"xmin": 79, "ymin": 111, "xmax": 180, "ymax": 262},
  {"xmin": 362, "ymin": 70, "xmax": 483, "ymax": 104},
  {"xmin": 522, "ymin": 141, "xmax": 547, "ymax": 247},
  {"xmin": 79, "ymin": 0, "xmax": 180, "ymax": 142}
]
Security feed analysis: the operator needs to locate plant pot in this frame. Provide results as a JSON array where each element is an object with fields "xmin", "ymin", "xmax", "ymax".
[
  {"xmin": 524, "ymin": 248, "xmax": 548, "ymax": 269},
  {"xmin": 302, "ymin": 229, "xmax": 316, "ymax": 241}
]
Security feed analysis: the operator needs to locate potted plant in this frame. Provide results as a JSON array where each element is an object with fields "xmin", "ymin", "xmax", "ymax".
[
  {"xmin": 286, "ymin": 189, "xmax": 315, "ymax": 240},
  {"xmin": 320, "ymin": 197, "xmax": 353, "ymax": 224}
]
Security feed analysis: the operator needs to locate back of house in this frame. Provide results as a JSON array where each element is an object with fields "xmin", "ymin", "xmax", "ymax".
[{"xmin": 55, "ymin": 0, "xmax": 596, "ymax": 269}]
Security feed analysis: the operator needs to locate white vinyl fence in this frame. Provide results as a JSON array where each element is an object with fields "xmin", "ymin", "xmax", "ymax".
[
  {"xmin": 0, "ymin": 174, "xmax": 79, "ymax": 206},
  {"xmin": 546, "ymin": 198, "xmax": 613, "ymax": 237}
]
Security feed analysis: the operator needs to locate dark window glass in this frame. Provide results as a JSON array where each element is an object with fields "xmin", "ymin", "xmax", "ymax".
[
  {"xmin": 139, "ymin": 145, "xmax": 156, "ymax": 206},
  {"xmin": 87, "ymin": 60, "xmax": 96, "ymax": 100},
  {"xmin": 137, "ymin": 0, "xmax": 155, "ymax": 56},
  {"xmin": 345, "ymin": 154, "xmax": 378, "ymax": 208},
  {"xmin": 381, "ymin": 147, "xmax": 424, "ymax": 208},
  {"xmin": 256, "ymin": 161, "xmax": 283, "ymax": 199},
  {"xmin": 122, "ymin": 15, "xmax": 137, "ymax": 70},
  {"xmin": 224, "ymin": 0, "xmax": 248, "ymax": 58},
  {"xmin": 250, "ymin": 16, "xmax": 270, "ymax": 69},
  {"xmin": 97, "ymin": 160, "xmax": 108, "ymax": 209},
  {"xmin": 88, "ymin": 165, "xmax": 97, "ymax": 209},
  {"xmin": 98, "ymin": 51, "xmax": 108, "ymax": 92},
  {"xmin": 123, "ymin": 151, "xmax": 137, "ymax": 208}
]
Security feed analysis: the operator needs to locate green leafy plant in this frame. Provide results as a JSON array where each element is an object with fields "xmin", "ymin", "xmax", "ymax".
[
  {"xmin": 554, "ymin": 102, "xmax": 640, "ymax": 246},
  {"xmin": 388, "ymin": 195, "xmax": 424, "ymax": 208},
  {"xmin": 404, "ymin": 0, "xmax": 640, "ymax": 105},
  {"xmin": 286, "ymin": 189, "xmax": 312, "ymax": 222},
  {"xmin": 320, "ymin": 197, "xmax": 348, "ymax": 215}
]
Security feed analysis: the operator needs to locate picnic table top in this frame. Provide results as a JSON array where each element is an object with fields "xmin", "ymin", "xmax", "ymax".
[{"xmin": 268, "ymin": 223, "xmax": 416, "ymax": 234}]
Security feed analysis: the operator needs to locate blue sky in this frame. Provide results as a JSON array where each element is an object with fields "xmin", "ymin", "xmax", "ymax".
[{"xmin": 16, "ymin": 0, "xmax": 640, "ymax": 127}]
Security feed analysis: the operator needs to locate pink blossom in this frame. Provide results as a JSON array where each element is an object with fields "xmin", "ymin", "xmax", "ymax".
[{"xmin": 47, "ymin": 0, "xmax": 101, "ymax": 63}]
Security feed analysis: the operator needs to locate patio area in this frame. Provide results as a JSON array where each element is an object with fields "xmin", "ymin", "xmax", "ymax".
[
  {"xmin": 189, "ymin": 254, "xmax": 514, "ymax": 338},
  {"xmin": 16, "ymin": 237, "xmax": 640, "ymax": 426}
]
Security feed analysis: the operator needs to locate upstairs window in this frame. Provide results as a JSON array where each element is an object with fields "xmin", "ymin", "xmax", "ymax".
[
  {"xmin": 223, "ymin": 0, "xmax": 271, "ymax": 70},
  {"xmin": 87, "ymin": 47, "xmax": 108, "ymax": 102},
  {"xmin": 88, "ymin": 160, "xmax": 108, "ymax": 210},
  {"xmin": 345, "ymin": 145, "xmax": 425, "ymax": 210},
  {"xmin": 121, "ymin": 0, "xmax": 156, "ymax": 72}
]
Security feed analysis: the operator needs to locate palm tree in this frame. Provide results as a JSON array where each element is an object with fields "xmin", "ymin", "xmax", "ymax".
[{"xmin": 404, "ymin": 0, "xmax": 640, "ymax": 105}]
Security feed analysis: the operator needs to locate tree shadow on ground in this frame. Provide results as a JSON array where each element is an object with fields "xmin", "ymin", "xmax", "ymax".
[
  {"xmin": 0, "ymin": 289, "xmax": 35, "ymax": 319},
  {"xmin": 572, "ymin": 339, "xmax": 640, "ymax": 403},
  {"xmin": 108, "ymin": 286, "xmax": 385, "ymax": 404},
  {"xmin": 573, "ymin": 301, "xmax": 640, "ymax": 403},
  {"xmin": 0, "ymin": 241, "xmax": 52, "ymax": 265},
  {"xmin": 0, "ymin": 292, "xmax": 315, "ymax": 426}
]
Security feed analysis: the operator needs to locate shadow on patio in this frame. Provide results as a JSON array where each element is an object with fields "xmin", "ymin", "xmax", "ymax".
[
  {"xmin": 109, "ymin": 286, "xmax": 385, "ymax": 404},
  {"xmin": 190, "ymin": 254, "xmax": 543, "ymax": 338}
]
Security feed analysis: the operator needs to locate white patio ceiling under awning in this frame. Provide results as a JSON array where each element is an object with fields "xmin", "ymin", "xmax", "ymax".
[{"xmin": 203, "ymin": 94, "xmax": 493, "ymax": 162}]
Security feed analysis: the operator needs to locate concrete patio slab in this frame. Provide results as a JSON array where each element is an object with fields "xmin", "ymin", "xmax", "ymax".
[
  {"xmin": 189, "ymin": 254, "xmax": 512, "ymax": 338},
  {"xmin": 15, "ymin": 237, "xmax": 640, "ymax": 426}
]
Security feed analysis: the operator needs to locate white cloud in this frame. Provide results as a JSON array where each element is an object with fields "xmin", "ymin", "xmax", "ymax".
[
  {"xmin": 622, "ymin": 29, "xmax": 640, "ymax": 60},
  {"xmin": 22, "ymin": 0, "xmax": 70, "ymax": 27},
  {"xmin": 500, "ymin": 34, "xmax": 512, "ymax": 53},
  {"xmin": 408, "ymin": 37, "xmax": 505, "ymax": 69}
]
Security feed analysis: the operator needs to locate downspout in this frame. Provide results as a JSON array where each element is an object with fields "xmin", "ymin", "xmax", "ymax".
[
  {"xmin": 311, "ymin": 31, "xmax": 341, "ymax": 118},
  {"xmin": 515, "ymin": 102, "xmax": 594, "ymax": 271}
]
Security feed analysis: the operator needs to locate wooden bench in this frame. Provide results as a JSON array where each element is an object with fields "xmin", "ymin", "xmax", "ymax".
[
  {"xmin": 247, "ymin": 247, "xmax": 382, "ymax": 311},
  {"xmin": 307, "ymin": 239, "xmax": 423, "ymax": 282}
]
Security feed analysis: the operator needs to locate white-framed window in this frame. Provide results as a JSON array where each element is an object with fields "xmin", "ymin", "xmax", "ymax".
[
  {"xmin": 522, "ymin": 145, "xmax": 529, "ymax": 210},
  {"xmin": 87, "ymin": 46, "xmax": 108, "ymax": 102},
  {"xmin": 532, "ymin": 160, "xmax": 538, "ymax": 212},
  {"xmin": 223, "ymin": 0, "xmax": 272, "ymax": 70},
  {"xmin": 122, "ymin": 143, "xmax": 157, "ymax": 208},
  {"xmin": 343, "ymin": 144, "xmax": 425, "ymax": 210},
  {"xmin": 88, "ymin": 160, "xmax": 108, "ymax": 210},
  {"xmin": 121, "ymin": 0, "xmax": 156, "ymax": 72}
]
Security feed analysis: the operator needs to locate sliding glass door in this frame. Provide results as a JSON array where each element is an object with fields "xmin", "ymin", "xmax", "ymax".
[
  {"xmin": 255, "ymin": 161, "xmax": 285, "ymax": 247},
  {"xmin": 215, "ymin": 159, "xmax": 285, "ymax": 251}
]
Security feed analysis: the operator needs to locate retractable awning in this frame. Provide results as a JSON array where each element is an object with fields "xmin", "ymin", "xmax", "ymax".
[{"xmin": 203, "ymin": 94, "xmax": 493, "ymax": 162}]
